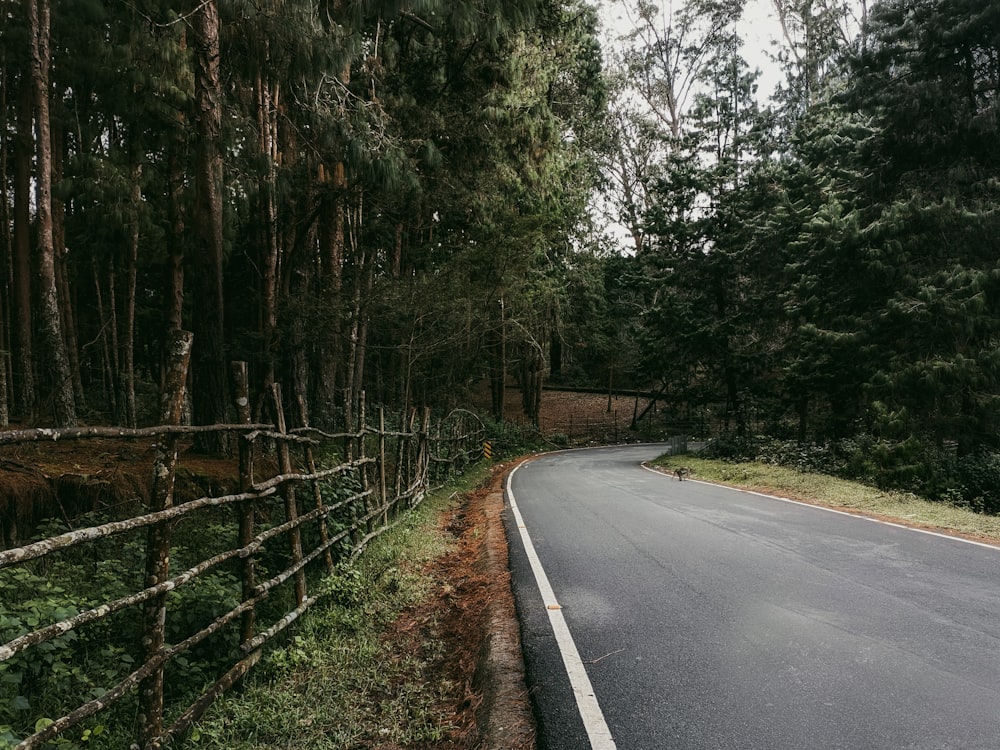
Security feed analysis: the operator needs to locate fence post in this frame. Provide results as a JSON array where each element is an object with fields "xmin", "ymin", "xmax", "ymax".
[
  {"xmin": 343, "ymin": 388, "xmax": 353, "ymax": 461},
  {"xmin": 231, "ymin": 361, "xmax": 258, "ymax": 644},
  {"xmin": 139, "ymin": 329, "xmax": 193, "ymax": 747},
  {"xmin": 406, "ymin": 408, "xmax": 417, "ymax": 493},
  {"xmin": 296, "ymin": 392, "xmax": 334, "ymax": 574},
  {"xmin": 392, "ymin": 410, "xmax": 405, "ymax": 503},
  {"xmin": 357, "ymin": 391, "xmax": 372, "ymax": 531},
  {"xmin": 271, "ymin": 383, "xmax": 307, "ymax": 605},
  {"xmin": 379, "ymin": 407, "xmax": 387, "ymax": 526},
  {"xmin": 431, "ymin": 417, "xmax": 441, "ymax": 482},
  {"xmin": 418, "ymin": 407, "xmax": 431, "ymax": 496}
]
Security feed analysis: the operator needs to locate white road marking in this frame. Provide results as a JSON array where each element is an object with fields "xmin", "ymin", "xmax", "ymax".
[
  {"xmin": 506, "ymin": 462, "xmax": 617, "ymax": 750},
  {"xmin": 641, "ymin": 464, "xmax": 1000, "ymax": 552}
]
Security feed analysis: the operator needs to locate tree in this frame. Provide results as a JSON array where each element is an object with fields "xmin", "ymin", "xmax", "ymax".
[
  {"xmin": 0, "ymin": 0, "xmax": 607, "ymax": 433},
  {"xmin": 27, "ymin": 0, "xmax": 76, "ymax": 426},
  {"xmin": 190, "ymin": 0, "xmax": 228, "ymax": 444}
]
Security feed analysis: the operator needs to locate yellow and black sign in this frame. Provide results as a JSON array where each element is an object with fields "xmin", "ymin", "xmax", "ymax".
[{"xmin": 483, "ymin": 441, "xmax": 492, "ymax": 460}]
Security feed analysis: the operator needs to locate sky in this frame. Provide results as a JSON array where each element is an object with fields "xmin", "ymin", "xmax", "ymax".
[
  {"xmin": 590, "ymin": 0, "xmax": 789, "ymax": 251},
  {"xmin": 596, "ymin": 0, "xmax": 786, "ymax": 101}
]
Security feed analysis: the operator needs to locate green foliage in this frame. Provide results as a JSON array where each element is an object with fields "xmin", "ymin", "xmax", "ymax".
[
  {"xmin": 481, "ymin": 417, "xmax": 548, "ymax": 458},
  {"xmin": 703, "ymin": 432, "xmax": 1000, "ymax": 517},
  {"xmin": 952, "ymin": 452, "xmax": 1000, "ymax": 515},
  {"xmin": 623, "ymin": 0, "xmax": 1000, "ymax": 486},
  {"xmin": 0, "ymin": 567, "xmax": 129, "ymax": 748},
  {"xmin": 189, "ymin": 476, "xmax": 475, "ymax": 748}
]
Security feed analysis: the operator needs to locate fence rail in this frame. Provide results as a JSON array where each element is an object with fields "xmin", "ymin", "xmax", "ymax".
[{"xmin": 0, "ymin": 343, "xmax": 485, "ymax": 750}]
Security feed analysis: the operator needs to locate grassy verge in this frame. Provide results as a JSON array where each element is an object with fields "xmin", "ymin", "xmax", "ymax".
[
  {"xmin": 184, "ymin": 463, "xmax": 494, "ymax": 750},
  {"xmin": 653, "ymin": 455, "xmax": 1000, "ymax": 543}
]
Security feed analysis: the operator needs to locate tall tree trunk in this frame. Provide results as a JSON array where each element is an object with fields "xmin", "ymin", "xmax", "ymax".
[
  {"xmin": 315, "ymin": 163, "xmax": 346, "ymax": 428},
  {"xmin": 108, "ymin": 258, "xmax": 121, "ymax": 420},
  {"xmin": 549, "ymin": 329, "xmax": 562, "ymax": 379},
  {"xmin": 344, "ymin": 247, "xmax": 364, "ymax": 429},
  {"xmin": 165, "ymin": 131, "xmax": 186, "ymax": 334},
  {"xmin": 93, "ymin": 263, "xmax": 114, "ymax": 411},
  {"xmin": 28, "ymin": 0, "xmax": 76, "ymax": 426},
  {"xmin": 490, "ymin": 296, "xmax": 506, "ymax": 422},
  {"xmin": 353, "ymin": 297, "xmax": 369, "ymax": 412},
  {"xmin": 13, "ymin": 68, "xmax": 35, "ymax": 421},
  {"xmin": 257, "ymin": 70, "xmax": 279, "ymax": 394},
  {"xmin": 314, "ymin": 38, "xmax": 351, "ymax": 428},
  {"xmin": 121, "ymin": 160, "xmax": 140, "ymax": 427},
  {"xmin": 191, "ymin": 0, "xmax": 228, "ymax": 446},
  {"xmin": 0, "ymin": 56, "xmax": 11, "ymax": 427},
  {"xmin": 51, "ymin": 118, "xmax": 85, "ymax": 412}
]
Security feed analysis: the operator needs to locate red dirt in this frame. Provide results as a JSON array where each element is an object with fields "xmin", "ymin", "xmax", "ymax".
[
  {"xmin": 0, "ymin": 436, "xmax": 243, "ymax": 545},
  {"xmin": 472, "ymin": 385, "xmax": 661, "ymax": 442},
  {"xmin": 380, "ymin": 462, "xmax": 534, "ymax": 750}
]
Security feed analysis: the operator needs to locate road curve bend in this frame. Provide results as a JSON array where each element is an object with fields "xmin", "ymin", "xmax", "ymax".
[{"xmin": 504, "ymin": 444, "xmax": 1000, "ymax": 750}]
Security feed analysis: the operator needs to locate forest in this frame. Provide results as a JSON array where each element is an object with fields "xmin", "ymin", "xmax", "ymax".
[{"xmin": 2, "ymin": 0, "xmax": 1000, "ymax": 507}]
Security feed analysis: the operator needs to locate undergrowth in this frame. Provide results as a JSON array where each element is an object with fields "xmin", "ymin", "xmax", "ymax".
[
  {"xmin": 184, "ymin": 462, "xmax": 494, "ymax": 749},
  {"xmin": 0, "ymin": 458, "xmax": 491, "ymax": 750},
  {"xmin": 701, "ymin": 434, "xmax": 1000, "ymax": 515}
]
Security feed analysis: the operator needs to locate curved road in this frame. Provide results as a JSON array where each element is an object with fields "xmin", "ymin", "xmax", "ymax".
[{"xmin": 504, "ymin": 444, "xmax": 1000, "ymax": 750}]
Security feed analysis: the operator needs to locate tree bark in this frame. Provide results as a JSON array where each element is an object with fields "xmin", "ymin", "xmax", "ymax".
[
  {"xmin": 108, "ymin": 258, "xmax": 121, "ymax": 419},
  {"xmin": 139, "ymin": 328, "xmax": 193, "ymax": 746},
  {"xmin": 315, "ymin": 164, "xmax": 347, "ymax": 428},
  {"xmin": 165, "ymin": 109, "xmax": 186, "ymax": 339},
  {"xmin": 191, "ymin": 0, "xmax": 229, "ymax": 448},
  {"xmin": 314, "ymin": 41, "xmax": 350, "ymax": 428},
  {"xmin": 13, "ymin": 66, "xmax": 35, "ymax": 421},
  {"xmin": 490, "ymin": 297, "xmax": 506, "ymax": 422},
  {"xmin": 92, "ymin": 263, "xmax": 113, "ymax": 408},
  {"xmin": 121, "ymin": 159, "xmax": 140, "ymax": 427},
  {"xmin": 28, "ymin": 0, "xmax": 76, "ymax": 426},
  {"xmin": 256, "ymin": 69, "xmax": 280, "ymax": 394},
  {"xmin": 51, "ymin": 119, "xmax": 85, "ymax": 412},
  {"xmin": 344, "ymin": 249, "xmax": 364, "ymax": 429},
  {"xmin": 0, "ymin": 57, "xmax": 12, "ymax": 426}
]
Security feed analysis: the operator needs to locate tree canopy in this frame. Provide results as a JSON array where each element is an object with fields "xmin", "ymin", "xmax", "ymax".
[
  {"xmin": 0, "ymin": 0, "xmax": 606, "ymax": 431},
  {"xmin": 4, "ymin": 0, "xmax": 1000, "ymax": 507},
  {"xmin": 596, "ymin": 0, "xmax": 1000, "ymax": 508}
]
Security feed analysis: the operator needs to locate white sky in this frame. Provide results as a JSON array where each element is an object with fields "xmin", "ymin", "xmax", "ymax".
[
  {"xmin": 590, "ymin": 0, "xmax": 788, "ymax": 252},
  {"xmin": 596, "ymin": 0, "xmax": 785, "ymax": 101}
]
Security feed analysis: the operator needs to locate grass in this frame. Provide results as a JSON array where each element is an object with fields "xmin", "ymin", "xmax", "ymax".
[
  {"xmin": 654, "ymin": 455, "xmax": 1000, "ymax": 543},
  {"xmin": 182, "ymin": 462, "xmax": 494, "ymax": 749}
]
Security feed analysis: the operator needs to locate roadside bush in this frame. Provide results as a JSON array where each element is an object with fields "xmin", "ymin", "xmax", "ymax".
[
  {"xmin": 755, "ymin": 439, "xmax": 839, "ymax": 474},
  {"xmin": 0, "ymin": 567, "xmax": 134, "ymax": 749},
  {"xmin": 953, "ymin": 451, "xmax": 1000, "ymax": 515},
  {"xmin": 701, "ymin": 432, "xmax": 759, "ymax": 462},
  {"xmin": 480, "ymin": 418, "xmax": 545, "ymax": 458},
  {"xmin": 702, "ymin": 432, "xmax": 1000, "ymax": 517}
]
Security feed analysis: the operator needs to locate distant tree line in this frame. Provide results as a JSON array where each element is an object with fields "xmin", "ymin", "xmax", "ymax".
[{"xmin": 0, "ymin": 0, "xmax": 606, "ymax": 436}]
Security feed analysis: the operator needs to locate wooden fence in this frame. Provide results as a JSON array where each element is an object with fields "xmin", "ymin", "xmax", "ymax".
[{"xmin": 0, "ymin": 336, "xmax": 485, "ymax": 750}]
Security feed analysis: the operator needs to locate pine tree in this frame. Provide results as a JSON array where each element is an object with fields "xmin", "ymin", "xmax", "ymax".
[{"xmin": 27, "ymin": 0, "xmax": 76, "ymax": 426}]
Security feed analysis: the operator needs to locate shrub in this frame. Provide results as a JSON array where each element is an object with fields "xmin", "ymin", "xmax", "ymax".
[
  {"xmin": 954, "ymin": 451, "xmax": 1000, "ymax": 515},
  {"xmin": 701, "ymin": 433, "xmax": 759, "ymax": 462}
]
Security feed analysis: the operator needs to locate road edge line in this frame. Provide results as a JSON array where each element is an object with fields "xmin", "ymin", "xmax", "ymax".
[
  {"xmin": 506, "ymin": 462, "xmax": 617, "ymax": 750},
  {"xmin": 640, "ymin": 464, "xmax": 1000, "ymax": 552}
]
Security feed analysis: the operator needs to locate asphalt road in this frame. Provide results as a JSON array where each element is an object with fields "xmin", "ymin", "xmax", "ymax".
[{"xmin": 504, "ymin": 445, "xmax": 1000, "ymax": 750}]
